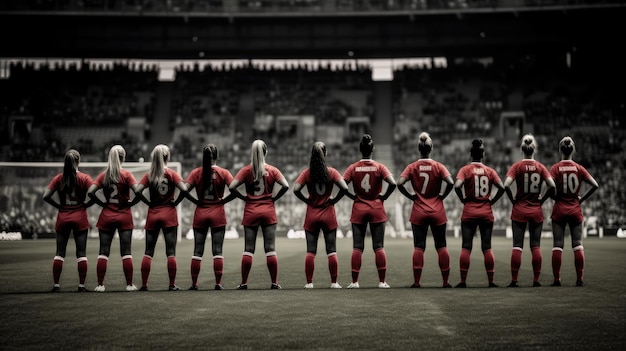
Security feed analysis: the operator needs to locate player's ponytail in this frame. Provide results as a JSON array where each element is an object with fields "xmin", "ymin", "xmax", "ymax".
[
  {"xmin": 310, "ymin": 141, "xmax": 330, "ymax": 184},
  {"xmin": 470, "ymin": 139, "xmax": 484, "ymax": 160},
  {"xmin": 418, "ymin": 132, "xmax": 433, "ymax": 156},
  {"xmin": 104, "ymin": 145, "xmax": 125, "ymax": 188},
  {"xmin": 62, "ymin": 149, "xmax": 80, "ymax": 191},
  {"xmin": 149, "ymin": 144, "xmax": 170, "ymax": 187},
  {"xmin": 559, "ymin": 136, "xmax": 575, "ymax": 158},
  {"xmin": 251, "ymin": 139, "xmax": 267, "ymax": 182},
  {"xmin": 520, "ymin": 133, "xmax": 537, "ymax": 157},
  {"xmin": 359, "ymin": 134, "xmax": 374, "ymax": 158},
  {"xmin": 202, "ymin": 144, "xmax": 219, "ymax": 187}
]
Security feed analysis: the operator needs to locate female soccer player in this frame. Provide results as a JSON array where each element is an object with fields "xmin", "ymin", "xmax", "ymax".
[
  {"xmin": 43, "ymin": 149, "xmax": 94, "ymax": 292},
  {"xmin": 134, "ymin": 144, "xmax": 188, "ymax": 291},
  {"xmin": 397, "ymin": 132, "xmax": 454, "ymax": 288},
  {"xmin": 503, "ymin": 134, "xmax": 556, "ymax": 287},
  {"xmin": 453, "ymin": 139, "xmax": 505, "ymax": 288},
  {"xmin": 343, "ymin": 134, "xmax": 396, "ymax": 289},
  {"xmin": 183, "ymin": 144, "xmax": 236, "ymax": 291},
  {"xmin": 229, "ymin": 139, "xmax": 290, "ymax": 290},
  {"xmin": 87, "ymin": 145, "xmax": 139, "ymax": 292},
  {"xmin": 549, "ymin": 136, "xmax": 599, "ymax": 287},
  {"xmin": 293, "ymin": 141, "xmax": 355, "ymax": 289}
]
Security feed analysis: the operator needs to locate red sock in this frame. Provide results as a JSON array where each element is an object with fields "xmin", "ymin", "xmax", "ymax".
[
  {"xmin": 328, "ymin": 253, "xmax": 338, "ymax": 284},
  {"xmin": 374, "ymin": 248, "xmax": 387, "ymax": 283},
  {"xmin": 190, "ymin": 256, "xmax": 202, "ymax": 286},
  {"xmin": 241, "ymin": 252, "xmax": 253, "ymax": 285},
  {"xmin": 96, "ymin": 255, "xmax": 108, "ymax": 286},
  {"xmin": 551, "ymin": 248, "xmax": 563, "ymax": 282},
  {"xmin": 213, "ymin": 256, "xmax": 224, "ymax": 285},
  {"xmin": 531, "ymin": 246, "xmax": 542, "ymax": 283},
  {"xmin": 573, "ymin": 246, "xmax": 585, "ymax": 282},
  {"xmin": 459, "ymin": 248, "xmax": 471, "ymax": 283},
  {"xmin": 305, "ymin": 252, "xmax": 316, "ymax": 284},
  {"xmin": 77, "ymin": 257, "xmax": 88, "ymax": 285},
  {"xmin": 351, "ymin": 248, "xmax": 363, "ymax": 283},
  {"xmin": 122, "ymin": 255, "xmax": 134, "ymax": 286},
  {"xmin": 437, "ymin": 247, "xmax": 450, "ymax": 286},
  {"xmin": 167, "ymin": 256, "xmax": 177, "ymax": 286},
  {"xmin": 483, "ymin": 249, "xmax": 495, "ymax": 283},
  {"xmin": 52, "ymin": 256, "xmax": 64, "ymax": 285},
  {"xmin": 266, "ymin": 252, "xmax": 278, "ymax": 285},
  {"xmin": 141, "ymin": 255, "xmax": 152, "ymax": 287},
  {"xmin": 510, "ymin": 247, "xmax": 523, "ymax": 282},
  {"xmin": 412, "ymin": 248, "xmax": 424, "ymax": 286}
]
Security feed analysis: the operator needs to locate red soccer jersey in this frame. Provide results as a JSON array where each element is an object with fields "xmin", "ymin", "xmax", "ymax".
[
  {"xmin": 234, "ymin": 164, "xmax": 285, "ymax": 226},
  {"xmin": 550, "ymin": 160, "xmax": 592, "ymax": 223},
  {"xmin": 506, "ymin": 159, "xmax": 552, "ymax": 222},
  {"xmin": 401, "ymin": 158, "xmax": 450, "ymax": 225},
  {"xmin": 344, "ymin": 159, "xmax": 392, "ymax": 224},
  {"xmin": 47, "ymin": 171, "xmax": 93, "ymax": 231},
  {"xmin": 456, "ymin": 162, "xmax": 502, "ymax": 222},
  {"xmin": 94, "ymin": 169, "xmax": 137, "ymax": 230},
  {"xmin": 295, "ymin": 167, "xmax": 342, "ymax": 232},
  {"xmin": 139, "ymin": 167, "xmax": 183, "ymax": 208},
  {"xmin": 186, "ymin": 166, "xmax": 234, "ymax": 206}
]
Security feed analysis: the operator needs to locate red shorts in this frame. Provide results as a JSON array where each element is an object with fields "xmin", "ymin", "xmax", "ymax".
[
  {"xmin": 410, "ymin": 210, "xmax": 447, "ymax": 227},
  {"xmin": 193, "ymin": 205, "xmax": 227, "ymax": 228},
  {"xmin": 242, "ymin": 202, "xmax": 278, "ymax": 227},
  {"xmin": 304, "ymin": 206, "xmax": 338, "ymax": 233},
  {"xmin": 145, "ymin": 206, "xmax": 178, "ymax": 230},
  {"xmin": 96, "ymin": 208, "xmax": 134, "ymax": 231},
  {"xmin": 511, "ymin": 204, "xmax": 544, "ymax": 223},
  {"xmin": 350, "ymin": 200, "xmax": 387, "ymax": 225},
  {"xmin": 55, "ymin": 210, "xmax": 90, "ymax": 232}
]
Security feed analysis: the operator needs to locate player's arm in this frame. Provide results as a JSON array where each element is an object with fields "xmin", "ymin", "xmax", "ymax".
[
  {"xmin": 490, "ymin": 180, "xmax": 506, "ymax": 206},
  {"xmin": 454, "ymin": 178, "xmax": 465, "ymax": 203},
  {"xmin": 539, "ymin": 177, "xmax": 556, "ymax": 205},
  {"xmin": 579, "ymin": 175, "xmax": 599, "ymax": 204},
  {"xmin": 133, "ymin": 183, "xmax": 150, "ymax": 206},
  {"xmin": 228, "ymin": 179, "xmax": 248, "ymax": 201},
  {"xmin": 86, "ymin": 184, "xmax": 108, "ymax": 209},
  {"xmin": 330, "ymin": 178, "xmax": 355, "ymax": 204},
  {"xmin": 172, "ymin": 180, "xmax": 189, "ymax": 206},
  {"xmin": 397, "ymin": 176, "xmax": 416, "ymax": 201},
  {"xmin": 439, "ymin": 175, "xmax": 454, "ymax": 200},
  {"xmin": 272, "ymin": 178, "xmax": 290, "ymax": 203},
  {"xmin": 503, "ymin": 176, "xmax": 515, "ymax": 203},
  {"xmin": 293, "ymin": 182, "xmax": 311, "ymax": 205},
  {"xmin": 379, "ymin": 174, "xmax": 396, "ymax": 201},
  {"xmin": 42, "ymin": 188, "xmax": 61, "ymax": 209}
]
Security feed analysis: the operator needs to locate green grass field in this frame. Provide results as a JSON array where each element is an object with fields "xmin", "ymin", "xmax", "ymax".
[{"xmin": 1, "ymin": 235, "xmax": 625, "ymax": 350}]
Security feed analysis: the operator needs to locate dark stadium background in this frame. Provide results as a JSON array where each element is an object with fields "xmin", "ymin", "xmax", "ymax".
[{"xmin": 0, "ymin": 0, "xmax": 624, "ymax": 239}]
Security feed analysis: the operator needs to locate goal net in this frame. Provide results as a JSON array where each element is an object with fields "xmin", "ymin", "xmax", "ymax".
[{"xmin": 0, "ymin": 161, "xmax": 182, "ymax": 241}]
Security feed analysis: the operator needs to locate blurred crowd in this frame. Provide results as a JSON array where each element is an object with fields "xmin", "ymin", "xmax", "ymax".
[{"xmin": 0, "ymin": 59, "xmax": 623, "ymax": 237}]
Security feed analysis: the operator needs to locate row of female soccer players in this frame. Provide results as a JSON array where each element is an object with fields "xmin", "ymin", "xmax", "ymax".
[{"xmin": 43, "ymin": 132, "xmax": 598, "ymax": 292}]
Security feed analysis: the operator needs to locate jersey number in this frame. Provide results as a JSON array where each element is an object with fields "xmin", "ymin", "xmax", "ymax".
[
  {"xmin": 315, "ymin": 183, "xmax": 327, "ymax": 195},
  {"xmin": 204, "ymin": 180, "xmax": 215, "ymax": 200},
  {"xmin": 65, "ymin": 189, "xmax": 78, "ymax": 206},
  {"xmin": 562, "ymin": 173, "xmax": 579, "ymax": 194},
  {"xmin": 157, "ymin": 179, "xmax": 170, "ymax": 196},
  {"xmin": 419, "ymin": 172, "xmax": 430, "ymax": 194},
  {"xmin": 108, "ymin": 184, "xmax": 119, "ymax": 204},
  {"xmin": 474, "ymin": 175, "xmax": 490, "ymax": 197},
  {"xmin": 253, "ymin": 178, "xmax": 266, "ymax": 196},
  {"xmin": 523, "ymin": 172, "xmax": 541, "ymax": 193},
  {"xmin": 360, "ymin": 174, "xmax": 371, "ymax": 193}
]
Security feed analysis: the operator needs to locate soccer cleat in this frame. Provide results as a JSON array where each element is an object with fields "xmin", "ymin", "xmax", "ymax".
[
  {"xmin": 168, "ymin": 285, "xmax": 181, "ymax": 291},
  {"xmin": 214, "ymin": 284, "xmax": 224, "ymax": 290},
  {"xmin": 442, "ymin": 283, "xmax": 452, "ymax": 288},
  {"xmin": 94, "ymin": 285, "xmax": 106, "ymax": 292},
  {"xmin": 77, "ymin": 286, "xmax": 89, "ymax": 292},
  {"xmin": 50, "ymin": 286, "xmax": 60, "ymax": 292},
  {"xmin": 236, "ymin": 284, "xmax": 248, "ymax": 290},
  {"xmin": 533, "ymin": 281, "xmax": 542, "ymax": 287},
  {"xmin": 410, "ymin": 283, "xmax": 421, "ymax": 288},
  {"xmin": 488, "ymin": 282, "xmax": 499, "ymax": 288},
  {"xmin": 330, "ymin": 283, "xmax": 342, "ymax": 289},
  {"xmin": 551, "ymin": 280, "xmax": 562, "ymax": 287},
  {"xmin": 270, "ymin": 283, "xmax": 282, "ymax": 290},
  {"xmin": 346, "ymin": 282, "xmax": 360, "ymax": 289},
  {"xmin": 188, "ymin": 285, "xmax": 199, "ymax": 291},
  {"xmin": 378, "ymin": 282, "xmax": 391, "ymax": 289},
  {"xmin": 304, "ymin": 283, "xmax": 314, "ymax": 289},
  {"xmin": 576, "ymin": 280, "xmax": 584, "ymax": 287},
  {"xmin": 139, "ymin": 286, "xmax": 149, "ymax": 291},
  {"xmin": 455, "ymin": 282, "xmax": 467, "ymax": 288},
  {"xmin": 507, "ymin": 281, "xmax": 519, "ymax": 288},
  {"xmin": 126, "ymin": 284, "xmax": 138, "ymax": 292}
]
